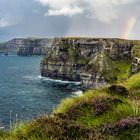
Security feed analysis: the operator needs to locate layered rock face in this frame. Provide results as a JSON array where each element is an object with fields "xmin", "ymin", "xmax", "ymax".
[
  {"xmin": 0, "ymin": 38, "xmax": 53, "ymax": 55},
  {"xmin": 0, "ymin": 43, "xmax": 5, "ymax": 53},
  {"xmin": 131, "ymin": 45, "xmax": 140, "ymax": 73},
  {"xmin": 41, "ymin": 38, "xmax": 140, "ymax": 89}
]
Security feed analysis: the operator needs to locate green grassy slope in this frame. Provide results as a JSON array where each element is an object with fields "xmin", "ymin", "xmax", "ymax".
[{"xmin": 0, "ymin": 73, "xmax": 140, "ymax": 140}]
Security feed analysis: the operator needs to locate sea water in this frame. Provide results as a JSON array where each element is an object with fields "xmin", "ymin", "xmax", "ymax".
[{"xmin": 0, "ymin": 54, "xmax": 82, "ymax": 129}]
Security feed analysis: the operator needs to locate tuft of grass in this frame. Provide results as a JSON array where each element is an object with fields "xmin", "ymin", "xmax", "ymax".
[
  {"xmin": 124, "ymin": 72, "xmax": 140, "ymax": 90},
  {"xmin": 0, "ymin": 131, "xmax": 12, "ymax": 140},
  {"xmin": 53, "ymin": 89, "xmax": 108, "ymax": 114},
  {"xmin": 76, "ymin": 98, "xmax": 136, "ymax": 127}
]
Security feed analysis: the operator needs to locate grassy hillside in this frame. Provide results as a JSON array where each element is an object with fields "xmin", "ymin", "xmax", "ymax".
[{"xmin": 0, "ymin": 73, "xmax": 140, "ymax": 140}]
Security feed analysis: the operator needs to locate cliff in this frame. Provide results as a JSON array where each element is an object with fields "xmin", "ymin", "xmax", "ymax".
[
  {"xmin": 0, "ymin": 42, "xmax": 5, "ymax": 53},
  {"xmin": 41, "ymin": 37, "xmax": 140, "ymax": 89},
  {"xmin": 0, "ymin": 38, "xmax": 53, "ymax": 56}
]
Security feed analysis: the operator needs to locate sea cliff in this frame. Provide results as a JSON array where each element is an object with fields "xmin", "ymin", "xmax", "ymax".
[
  {"xmin": 0, "ymin": 38, "xmax": 53, "ymax": 56},
  {"xmin": 41, "ymin": 37, "xmax": 140, "ymax": 89}
]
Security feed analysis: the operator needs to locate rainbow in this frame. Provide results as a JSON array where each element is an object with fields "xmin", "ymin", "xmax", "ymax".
[{"xmin": 121, "ymin": 16, "xmax": 136, "ymax": 39}]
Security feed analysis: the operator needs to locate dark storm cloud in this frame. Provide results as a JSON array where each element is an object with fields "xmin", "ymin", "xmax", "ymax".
[{"xmin": 0, "ymin": 0, "xmax": 69, "ymax": 41}]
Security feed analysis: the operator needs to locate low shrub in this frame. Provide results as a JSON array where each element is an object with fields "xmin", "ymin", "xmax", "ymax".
[
  {"xmin": 103, "ymin": 117, "xmax": 140, "ymax": 135},
  {"xmin": 108, "ymin": 85, "xmax": 128, "ymax": 96}
]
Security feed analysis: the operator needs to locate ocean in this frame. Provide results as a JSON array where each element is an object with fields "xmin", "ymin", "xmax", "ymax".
[{"xmin": 0, "ymin": 54, "xmax": 81, "ymax": 129}]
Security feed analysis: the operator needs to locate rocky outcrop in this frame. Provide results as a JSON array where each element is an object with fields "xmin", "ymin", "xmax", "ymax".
[
  {"xmin": 0, "ymin": 38, "xmax": 53, "ymax": 55},
  {"xmin": 131, "ymin": 45, "xmax": 140, "ymax": 73},
  {"xmin": 132, "ymin": 57, "xmax": 140, "ymax": 73},
  {"xmin": 41, "ymin": 37, "xmax": 140, "ymax": 89}
]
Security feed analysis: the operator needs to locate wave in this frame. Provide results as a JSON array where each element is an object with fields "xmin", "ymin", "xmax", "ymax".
[
  {"xmin": 39, "ymin": 76, "xmax": 81, "ymax": 85},
  {"xmin": 23, "ymin": 75, "xmax": 81, "ymax": 85},
  {"xmin": 23, "ymin": 75, "xmax": 42, "ymax": 81},
  {"xmin": 2, "ymin": 54, "xmax": 17, "ymax": 57}
]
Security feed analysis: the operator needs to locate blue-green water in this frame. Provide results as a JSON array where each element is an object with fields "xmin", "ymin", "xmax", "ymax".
[{"xmin": 0, "ymin": 54, "xmax": 80, "ymax": 129}]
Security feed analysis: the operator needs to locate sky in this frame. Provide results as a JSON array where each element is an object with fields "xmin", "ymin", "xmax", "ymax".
[{"xmin": 0, "ymin": 0, "xmax": 140, "ymax": 41}]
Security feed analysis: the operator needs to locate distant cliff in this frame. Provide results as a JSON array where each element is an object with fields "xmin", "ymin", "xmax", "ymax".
[
  {"xmin": 41, "ymin": 37, "xmax": 140, "ymax": 89},
  {"xmin": 0, "ymin": 38, "xmax": 53, "ymax": 55}
]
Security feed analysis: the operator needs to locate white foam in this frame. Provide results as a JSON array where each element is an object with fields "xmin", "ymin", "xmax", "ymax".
[
  {"xmin": 72, "ymin": 90, "xmax": 83, "ymax": 96},
  {"xmin": 37, "ymin": 75, "xmax": 42, "ymax": 78},
  {"xmin": 40, "ymin": 76, "xmax": 81, "ymax": 85},
  {"xmin": 0, "ymin": 126, "xmax": 5, "ymax": 129},
  {"xmin": 3, "ymin": 55, "xmax": 17, "ymax": 57},
  {"xmin": 23, "ymin": 75, "xmax": 42, "ymax": 81},
  {"xmin": 23, "ymin": 75, "xmax": 81, "ymax": 85}
]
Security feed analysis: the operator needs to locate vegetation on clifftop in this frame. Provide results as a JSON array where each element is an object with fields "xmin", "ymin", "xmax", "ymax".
[
  {"xmin": 132, "ymin": 45, "xmax": 140, "ymax": 58},
  {"xmin": 0, "ymin": 72, "xmax": 139, "ymax": 140},
  {"xmin": 102, "ymin": 57, "xmax": 131, "ymax": 83}
]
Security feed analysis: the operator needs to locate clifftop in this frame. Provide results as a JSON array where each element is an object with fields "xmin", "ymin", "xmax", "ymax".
[{"xmin": 41, "ymin": 37, "xmax": 140, "ymax": 89}]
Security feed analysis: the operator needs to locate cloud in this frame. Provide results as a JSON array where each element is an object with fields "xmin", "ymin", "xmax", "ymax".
[
  {"xmin": 36, "ymin": 0, "xmax": 84, "ymax": 16},
  {"xmin": 0, "ymin": 18, "xmax": 11, "ymax": 28},
  {"xmin": 0, "ymin": 15, "xmax": 19, "ymax": 28},
  {"xmin": 45, "ymin": 6, "xmax": 83, "ymax": 16},
  {"xmin": 87, "ymin": 0, "xmax": 136, "ymax": 23},
  {"xmin": 35, "ymin": 0, "xmax": 136, "ymax": 22}
]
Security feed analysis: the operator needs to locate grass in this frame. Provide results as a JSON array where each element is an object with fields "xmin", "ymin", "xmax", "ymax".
[
  {"xmin": 132, "ymin": 45, "xmax": 140, "ymax": 58},
  {"xmin": 54, "ymin": 86, "xmax": 139, "ymax": 127},
  {"xmin": 0, "ymin": 73, "xmax": 140, "ymax": 140},
  {"xmin": 53, "ymin": 89, "xmax": 107, "ymax": 114},
  {"xmin": 76, "ymin": 99, "xmax": 135, "ymax": 127},
  {"xmin": 102, "ymin": 55, "xmax": 131, "ymax": 83},
  {"xmin": 125, "ymin": 72, "xmax": 140, "ymax": 90}
]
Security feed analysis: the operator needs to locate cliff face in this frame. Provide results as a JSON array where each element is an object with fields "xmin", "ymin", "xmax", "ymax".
[
  {"xmin": 0, "ymin": 43, "xmax": 5, "ymax": 53},
  {"xmin": 41, "ymin": 37, "xmax": 140, "ymax": 89},
  {"xmin": 0, "ymin": 38, "xmax": 53, "ymax": 55}
]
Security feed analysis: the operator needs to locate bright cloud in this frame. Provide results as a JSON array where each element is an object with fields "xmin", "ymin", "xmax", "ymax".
[
  {"xmin": 36, "ymin": 0, "xmax": 136, "ymax": 22},
  {"xmin": 45, "ymin": 6, "xmax": 83, "ymax": 16},
  {"xmin": 36, "ymin": 0, "xmax": 83, "ymax": 16},
  {"xmin": 0, "ymin": 19, "xmax": 10, "ymax": 27}
]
